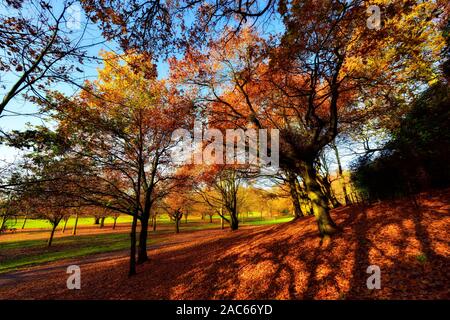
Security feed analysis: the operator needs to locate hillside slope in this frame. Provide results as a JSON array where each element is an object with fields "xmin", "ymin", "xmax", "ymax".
[{"xmin": 0, "ymin": 189, "xmax": 449, "ymax": 299}]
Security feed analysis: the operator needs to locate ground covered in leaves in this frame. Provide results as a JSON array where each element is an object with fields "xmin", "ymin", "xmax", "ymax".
[{"xmin": 0, "ymin": 189, "xmax": 449, "ymax": 299}]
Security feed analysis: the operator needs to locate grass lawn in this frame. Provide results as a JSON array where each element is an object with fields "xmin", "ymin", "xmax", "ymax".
[
  {"xmin": 4, "ymin": 215, "xmax": 136, "ymax": 229},
  {"xmin": 0, "ymin": 232, "xmax": 162, "ymax": 274},
  {"xmin": 241, "ymin": 216, "xmax": 294, "ymax": 226},
  {"xmin": 5, "ymin": 212, "xmax": 294, "ymax": 230}
]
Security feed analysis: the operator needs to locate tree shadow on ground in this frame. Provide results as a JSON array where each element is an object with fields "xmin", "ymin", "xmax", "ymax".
[{"xmin": 0, "ymin": 189, "xmax": 448, "ymax": 299}]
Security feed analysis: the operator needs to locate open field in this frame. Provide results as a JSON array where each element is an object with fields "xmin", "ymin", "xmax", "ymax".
[
  {"xmin": 0, "ymin": 189, "xmax": 448, "ymax": 300},
  {"xmin": 4, "ymin": 216, "xmax": 135, "ymax": 230},
  {"xmin": 0, "ymin": 214, "xmax": 292, "ymax": 273}
]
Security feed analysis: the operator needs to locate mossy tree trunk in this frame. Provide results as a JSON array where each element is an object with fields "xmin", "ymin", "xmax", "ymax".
[{"xmin": 300, "ymin": 161, "xmax": 339, "ymax": 237}]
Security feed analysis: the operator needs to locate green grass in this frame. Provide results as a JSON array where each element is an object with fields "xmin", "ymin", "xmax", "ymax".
[
  {"xmin": 5, "ymin": 214, "xmax": 186, "ymax": 230},
  {"xmin": 0, "ymin": 232, "xmax": 159, "ymax": 274},
  {"xmin": 5, "ymin": 215, "xmax": 135, "ymax": 229},
  {"xmin": 177, "ymin": 215, "xmax": 293, "ymax": 229},
  {"xmin": 241, "ymin": 216, "xmax": 294, "ymax": 226},
  {"xmin": 5, "ymin": 213, "xmax": 293, "ymax": 230}
]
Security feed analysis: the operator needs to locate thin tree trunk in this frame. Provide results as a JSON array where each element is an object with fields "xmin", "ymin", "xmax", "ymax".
[
  {"xmin": 209, "ymin": 215, "xmax": 213, "ymax": 223},
  {"xmin": 129, "ymin": 215, "xmax": 138, "ymax": 276},
  {"xmin": 94, "ymin": 217, "xmax": 100, "ymax": 225},
  {"xmin": 152, "ymin": 215, "xmax": 156, "ymax": 231},
  {"xmin": 301, "ymin": 161, "xmax": 339, "ymax": 238},
  {"xmin": 332, "ymin": 142, "xmax": 351, "ymax": 205},
  {"xmin": 0, "ymin": 216, "xmax": 6, "ymax": 231},
  {"xmin": 48, "ymin": 224, "xmax": 57, "ymax": 247},
  {"xmin": 62, "ymin": 218, "xmax": 68, "ymax": 233},
  {"xmin": 317, "ymin": 173, "xmax": 341, "ymax": 208},
  {"xmin": 100, "ymin": 217, "xmax": 105, "ymax": 228},
  {"xmin": 288, "ymin": 172, "xmax": 304, "ymax": 219},
  {"xmin": 112, "ymin": 217, "xmax": 117, "ymax": 230},
  {"xmin": 175, "ymin": 218, "xmax": 180, "ymax": 233},
  {"xmin": 72, "ymin": 212, "xmax": 79, "ymax": 235},
  {"xmin": 21, "ymin": 215, "xmax": 28, "ymax": 229}
]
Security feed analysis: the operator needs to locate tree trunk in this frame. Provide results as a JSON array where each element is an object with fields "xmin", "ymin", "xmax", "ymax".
[
  {"xmin": 317, "ymin": 173, "xmax": 341, "ymax": 209},
  {"xmin": 230, "ymin": 209, "xmax": 239, "ymax": 231},
  {"xmin": 72, "ymin": 212, "xmax": 79, "ymax": 235},
  {"xmin": 100, "ymin": 217, "xmax": 105, "ymax": 228},
  {"xmin": 48, "ymin": 224, "xmax": 57, "ymax": 247},
  {"xmin": 175, "ymin": 218, "xmax": 180, "ymax": 233},
  {"xmin": 62, "ymin": 218, "xmax": 68, "ymax": 233},
  {"xmin": 94, "ymin": 217, "xmax": 100, "ymax": 225},
  {"xmin": 152, "ymin": 216, "xmax": 157, "ymax": 231},
  {"xmin": 21, "ymin": 215, "xmax": 28, "ymax": 229},
  {"xmin": 332, "ymin": 142, "xmax": 351, "ymax": 205},
  {"xmin": 129, "ymin": 215, "xmax": 138, "ymax": 276},
  {"xmin": 112, "ymin": 217, "xmax": 117, "ymax": 230},
  {"xmin": 0, "ymin": 216, "xmax": 6, "ymax": 231},
  {"xmin": 301, "ymin": 161, "xmax": 339, "ymax": 237},
  {"xmin": 209, "ymin": 215, "xmax": 213, "ymax": 223},
  {"xmin": 287, "ymin": 173, "xmax": 304, "ymax": 219},
  {"xmin": 137, "ymin": 217, "xmax": 149, "ymax": 264}
]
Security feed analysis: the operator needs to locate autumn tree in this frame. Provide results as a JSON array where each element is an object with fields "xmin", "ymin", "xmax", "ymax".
[
  {"xmin": 0, "ymin": 189, "xmax": 19, "ymax": 233},
  {"xmin": 17, "ymin": 157, "xmax": 82, "ymax": 246},
  {"xmin": 34, "ymin": 51, "xmax": 192, "ymax": 274},
  {"xmin": 171, "ymin": 1, "xmax": 446, "ymax": 237},
  {"xmin": 194, "ymin": 165, "xmax": 252, "ymax": 231}
]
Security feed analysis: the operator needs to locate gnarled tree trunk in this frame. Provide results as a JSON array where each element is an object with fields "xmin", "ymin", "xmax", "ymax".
[{"xmin": 300, "ymin": 161, "xmax": 339, "ymax": 237}]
